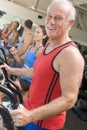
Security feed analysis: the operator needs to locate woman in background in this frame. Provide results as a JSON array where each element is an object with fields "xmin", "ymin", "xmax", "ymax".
[{"xmin": 0, "ymin": 25, "xmax": 49, "ymax": 101}]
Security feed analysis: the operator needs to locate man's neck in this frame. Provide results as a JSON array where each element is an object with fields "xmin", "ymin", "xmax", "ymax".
[{"xmin": 49, "ymin": 37, "xmax": 71, "ymax": 47}]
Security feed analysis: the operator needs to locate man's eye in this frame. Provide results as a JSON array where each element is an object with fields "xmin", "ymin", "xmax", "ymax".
[{"xmin": 55, "ymin": 17, "xmax": 63, "ymax": 21}]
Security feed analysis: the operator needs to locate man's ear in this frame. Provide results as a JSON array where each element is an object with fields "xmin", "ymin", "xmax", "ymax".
[{"xmin": 68, "ymin": 20, "xmax": 75, "ymax": 29}]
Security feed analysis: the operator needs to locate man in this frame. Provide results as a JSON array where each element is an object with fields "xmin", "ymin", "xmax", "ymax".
[{"xmin": 10, "ymin": 0, "xmax": 84, "ymax": 130}]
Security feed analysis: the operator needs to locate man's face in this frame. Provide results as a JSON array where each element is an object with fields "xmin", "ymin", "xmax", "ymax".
[{"xmin": 45, "ymin": 3, "xmax": 70, "ymax": 40}]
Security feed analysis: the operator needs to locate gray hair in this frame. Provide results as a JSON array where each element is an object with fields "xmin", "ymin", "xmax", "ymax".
[{"xmin": 47, "ymin": 0, "xmax": 76, "ymax": 21}]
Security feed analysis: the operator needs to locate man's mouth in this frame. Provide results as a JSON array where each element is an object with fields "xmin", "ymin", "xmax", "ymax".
[{"xmin": 47, "ymin": 26, "xmax": 56, "ymax": 31}]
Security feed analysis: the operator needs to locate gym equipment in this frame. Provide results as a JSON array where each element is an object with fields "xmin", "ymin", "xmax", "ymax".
[
  {"xmin": 0, "ymin": 104, "xmax": 15, "ymax": 130},
  {"xmin": 0, "ymin": 47, "xmax": 24, "ymax": 129},
  {"xmin": 72, "ymin": 62, "xmax": 87, "ymax": 121}
]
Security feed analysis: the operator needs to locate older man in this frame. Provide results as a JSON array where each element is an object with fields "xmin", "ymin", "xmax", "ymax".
[{"xmin": 10, "ymin": 0, "xmax": 84, "ymax": 130}]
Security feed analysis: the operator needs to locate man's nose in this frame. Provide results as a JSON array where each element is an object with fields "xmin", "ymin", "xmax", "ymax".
[{"xmin": 50, "ymin": 17, "xmax": 56, "ymax": 24}]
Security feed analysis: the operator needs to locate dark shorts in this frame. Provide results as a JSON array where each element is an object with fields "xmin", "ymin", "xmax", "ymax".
[
  {"xmin": 24, "ymin": 122, "xmax": 65, "ymax": 130},
  {"xmin": 19, "ymin": 78, "xmax": 31, "ymax": 91}
]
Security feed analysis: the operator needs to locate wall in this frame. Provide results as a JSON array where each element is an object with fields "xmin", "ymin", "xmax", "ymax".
[{"xmin": 0, "ymin": 0, "xmax": 45, "ymax": 25}]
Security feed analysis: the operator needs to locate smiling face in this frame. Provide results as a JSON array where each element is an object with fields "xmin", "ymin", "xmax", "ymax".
[
  {"xmin": 45, "ymin": 3, "xmax": 73, "ymax": 41},
  {"xmin": 34, "ymin": 26, "xmax": 45, "ymax": 42},
  {"xmin": 11, "ymin": 21, "xmax": 19, "ymax": 31}
]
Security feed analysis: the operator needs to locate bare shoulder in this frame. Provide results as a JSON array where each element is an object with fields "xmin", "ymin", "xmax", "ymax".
[
  {"xmin": 24, "ymin": 32, "xmax": 34, "ymax": 41},
  {"xmin": 14, "ymin": 31, "xmax": 19, "ymax": 36},
  {"xmin": 53, "ymin": 45, "xmax": 85, "ymax": 72},
  {"xmin": 60, "ymin": 46, "xmax": 84, "ymax": 63},
  {"xmin": 26, "ymin": 32, "xmax": 33, "ymax": 37}
]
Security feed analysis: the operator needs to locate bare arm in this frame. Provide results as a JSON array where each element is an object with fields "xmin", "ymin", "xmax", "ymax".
[
  {"xmin": 13, "ymin": 53, "xmax": 24, "ymax": 65},
  {"xmin": 17, "ymin": 33, "xmax": 33, "ymax": 57},
  {"xmin": 10, "ymin": 46, "xmax": 84, "ymax": 127},
  {"xmin": 4, "ymin": 31, "xmax": 19, "ymax": 45},
  {"xmin": 10, "ymin": 33, "xmax": 34, "ymax": 65},
  {"xmin": 0, "ymin": 64, "xmax": 33, "ymax": 78},
  {"xmin": 9, "ymin": 47, "xmax": 24, "ymax": 65}
]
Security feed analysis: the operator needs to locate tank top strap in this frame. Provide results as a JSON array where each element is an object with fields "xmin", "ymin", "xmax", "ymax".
[
  {"xmin": 29, "ymin": 42, "xmax": 36, "ymax": 50},
  {"xmin": 35, "ymin": 46, "xmax": 43, "ymax": 54}
]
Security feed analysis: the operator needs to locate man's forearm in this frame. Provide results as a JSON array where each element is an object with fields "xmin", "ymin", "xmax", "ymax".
[{"xmin": 29, "ymin": 96, "xmax": 75, "ymax": 123}]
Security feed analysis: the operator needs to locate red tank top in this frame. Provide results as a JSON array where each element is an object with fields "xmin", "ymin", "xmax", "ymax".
[{"xmin": 24, "ymin": 41, "xmax": 77, "ymax": 129}]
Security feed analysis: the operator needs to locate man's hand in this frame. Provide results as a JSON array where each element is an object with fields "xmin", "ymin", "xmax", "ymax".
[{"xmin": 10, "ymin": 104, "xmax": 32, "ymax": 126}]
